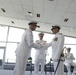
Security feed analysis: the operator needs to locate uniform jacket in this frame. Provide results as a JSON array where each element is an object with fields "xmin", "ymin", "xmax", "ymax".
[
  {"xmin": 16, "ymin": 29, "xmax": 41, "ymax": 58},
  {"xmin": 37, "ymin": 33, "xmax": 64, "ymax": 61},
  {"xmin": 51, "ymin": 33, "xmax": 64, "ymax": 61},
  {"xmin": 38, "ymin": 33, "xmax": 64, "ymax": 61}
]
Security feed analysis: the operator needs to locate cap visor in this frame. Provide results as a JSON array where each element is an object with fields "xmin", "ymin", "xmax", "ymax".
[
  {"xmin": 51, "ymin": 28, "xmax": 53, "ymax": 30},
  {"xmin": 36, "ymin": 25, "xmax": 40, "ymax": 28}
]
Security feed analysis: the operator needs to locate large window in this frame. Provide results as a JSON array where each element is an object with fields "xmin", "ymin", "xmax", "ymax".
[
  {"xmin": 65, "ymin": 37, "xmax": 76, "ymax": 44},
  {"xmin": 0, "ymin": 26, "xmax": 8, "ymax": 41},
  {"xmin": 5, "ymin": 43, "xmax": 17, "ymax": 63},
  {"xmin": 0, "ymin": 26, "xmax": 8, "ymax": 65},
  {"xmin": 8, "ymin": 27, "xmax": 25, "ymax": 42},
  {"xmin": 5, "ymin": 27, "xmax": 25, "ymax": 63},
  {"xmin": 0, "ymin": 25, "xmax": 76, "ymax": 64}
]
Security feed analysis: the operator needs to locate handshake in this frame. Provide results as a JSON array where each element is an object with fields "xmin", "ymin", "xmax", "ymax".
[
  {"xmin": 36, "ymin": 42, "xmax": 52, "ymax": 49},
  {"xmin": 40, "ymin": 43, "xmax": 47, "ymax": 49}
]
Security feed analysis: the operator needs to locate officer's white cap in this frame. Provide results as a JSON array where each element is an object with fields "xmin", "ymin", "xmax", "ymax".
[
  {"xmin": 38, "ymin": 32, "xmax": 44, "ymax": 35},
  {"xmin": 28, "ymin": 21, "xmax": 40, "ymax": 28}
]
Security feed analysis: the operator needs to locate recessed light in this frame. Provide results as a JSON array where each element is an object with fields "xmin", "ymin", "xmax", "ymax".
[
  {"xmin": 1, "ymin": 8, "xmax": 6, "ymax": 12},
  {"xmin": 26, "ymin": 11, "xmax": 33, "ymax": 16},
  {"xmin": 49, "ymin": 0, "xmax": 54, "ymax": 1},
  {"xmin": 37, "ymin": 14, "xmax": 40, "ymax": 17},
  {"xmin": 28, "ymin": 12, "xmax": 32, "ymax": 14},
  {"xmin": 11, "ymin": 21, "xmax": 14, "ymax": 24},
  {"xmin": 64, "ymin": 18, "xmax": 69, "ymax": 22}
]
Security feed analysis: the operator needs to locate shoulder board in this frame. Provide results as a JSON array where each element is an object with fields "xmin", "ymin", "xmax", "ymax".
[{"xmin": 59, "ymin": 33, "xmax": 63, "ymax": 35}]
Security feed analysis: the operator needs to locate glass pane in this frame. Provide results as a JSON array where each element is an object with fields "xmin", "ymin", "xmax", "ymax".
[
  {"xmin": 65, "ymin": 37, "xmax": 76, "ymax": 44},
  {"xmin": 5, "ymin": 43, "xmax": 17, "ymax": 63},
  {"xmin": 0, "ymin": 26, "xmax": 8, "ymax": 41},
  {"xmin": 0, "ymin": 42, "xmax": 6, "ymax": 46},
  {"xmin": 0, "ymin": 49, "xmax": 4, "ymax": 66},
  {"xmin": 8, "ymin": 27, "xmax": 25, "ymax": 42},
  {"xmin": 0, "ymin": 49, "xmax": 4, "ymax": 60}
]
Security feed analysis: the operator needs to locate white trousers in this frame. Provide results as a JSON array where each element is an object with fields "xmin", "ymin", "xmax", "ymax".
[
  {"xmin": 13, "ymin": 53, "xmax": 29, "ymax": 75},
  {"xmin": 54, "ymin": 61, "xmax": 64, "ymax": 75},
  {"xmin": 34, "ymin": 58, "xmax": 45, "ymax": 74}
]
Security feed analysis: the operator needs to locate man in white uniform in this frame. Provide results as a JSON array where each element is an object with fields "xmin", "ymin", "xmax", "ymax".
[
  {"xmin": 34, "ymin": 32, "xmax": 47, "ymax": 75},
  {"xmin": 37, "ymin": 25, "xmax": 64, "ymax": 75},
  {"xmin": 64, "ymin": 48, "xmax": 76, "ymax": 75},
  {"xmin": 51, "ymin": 25, "xmax": 64, "ymax": 75},
  {"xmin": 13, "ymin": 21, "xmax": 43, "ymax": 75}
]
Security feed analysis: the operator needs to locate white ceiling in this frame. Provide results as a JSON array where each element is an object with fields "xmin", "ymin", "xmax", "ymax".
[{"xmin": 0, "ymin": 0, "xmax": 76, "ymax": 37}]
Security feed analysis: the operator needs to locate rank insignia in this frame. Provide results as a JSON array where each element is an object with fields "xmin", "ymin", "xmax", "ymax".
[{"xmin": 54, "ymin": 37, "xmax": 58, "ymax": 41}]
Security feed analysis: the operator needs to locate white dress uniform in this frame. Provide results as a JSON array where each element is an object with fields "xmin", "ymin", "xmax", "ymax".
[
  {"xmin": 13, "ymin": 29, "xmax": 42, "ymax": 75},
  {"xmin": 51, "ymin": 33, "xmax": 64, "ymax": 75},
  {"xmin": 41, "ymin": 32, "xmax": 64, "ymax": 75},
  {"xmin": 64, "ymin": 53, "xmax": 76, "ymax": 75},
  {"xmin": 34, "ymin": 40, "xmax": 47, "ymax": 75},
  {"xmin": 52, "ymin": 33, "xmax": 64, "ymax": 75}
]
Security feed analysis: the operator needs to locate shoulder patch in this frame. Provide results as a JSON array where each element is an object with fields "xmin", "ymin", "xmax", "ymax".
[{"xmin": 54, "ymin": 37, "xmax": 58, "ymax": 41}]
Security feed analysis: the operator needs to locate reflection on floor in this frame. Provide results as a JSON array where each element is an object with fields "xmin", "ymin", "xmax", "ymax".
[{"xmin": 0, "ymin": 70, "xmax": 67, "ymax": 75}]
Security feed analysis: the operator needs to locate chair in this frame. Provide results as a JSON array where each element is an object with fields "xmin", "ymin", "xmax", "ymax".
[{"xmin": 27, "ymin": 57, "xmax": 32, "ymax": 75}]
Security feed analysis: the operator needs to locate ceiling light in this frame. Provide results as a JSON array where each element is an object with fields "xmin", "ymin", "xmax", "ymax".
[
  {"xmin": 26, "ymin": 12, "xmax": 33, "ymax": 16},
  {"xmin": 37, "ymin": 14, "xmax": 40, "ymax": 17},
  {"xmin": 11, "ymin": 21, "xmax": 14, "ymax": 24},
  {"xmin": 1, "ymin": 8, "xmax": 6, "ymax": 12},
  {"xmin": 64, "ymin": 18, "xmax": 69, "ymax": 22},
  {"xmin": 49, "ymin": 0, "xmax": 54, "ymax": 1}
]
